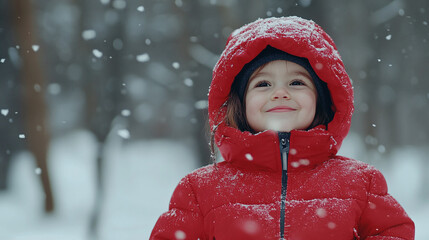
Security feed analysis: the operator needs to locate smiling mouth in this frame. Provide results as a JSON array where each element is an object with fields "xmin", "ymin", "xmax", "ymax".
[{"xmin": 267, "ymin": 106, "xmax": 296, "ymax": 112}]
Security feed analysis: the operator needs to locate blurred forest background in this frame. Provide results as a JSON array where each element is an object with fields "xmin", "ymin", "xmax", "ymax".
[{"xmin": 0, "ymin": 0, "xmax": 428, "ymax": 239}]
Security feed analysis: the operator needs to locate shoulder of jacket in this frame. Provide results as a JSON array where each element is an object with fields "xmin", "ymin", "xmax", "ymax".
[
  {"xmin": 325, "ymin": 155, "xmax": 381, "ymax": 177},
  {"xmin": 183, "ymin": 163, "xmax": 220, "ymax": 186},
  {"xmin": 185, "ymin": 162, "xmax": 239, "ymax": 185},
  {"xmin": 333, "ymin": 157, "xmax": 389, "ymax": 195}
]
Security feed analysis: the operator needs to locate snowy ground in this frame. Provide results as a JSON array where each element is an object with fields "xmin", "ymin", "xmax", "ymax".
[{"xmin": 0, "ymin": 129, "xmax": 427, "ymax": 239}]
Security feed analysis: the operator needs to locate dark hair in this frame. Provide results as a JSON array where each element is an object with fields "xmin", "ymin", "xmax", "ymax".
[{"xmin": 225, "ymin": 78, "xmax": 254, "ymax": 133}]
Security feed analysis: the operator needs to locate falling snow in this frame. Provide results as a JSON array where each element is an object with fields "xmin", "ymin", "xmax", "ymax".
[
  {"xmin": 316, "ymin": 208, "xmax": 327, "ymax": 218},
  {"xmin": 117, "ymin": 129, "xmax": 130, "ymax": 139},
  {"xmin": 121, "ymin": 109, "xmax": 131, "ymax": 117},
  {"xmin": 34, "ymin": 84, "xmax": 41, "ymax": 92},
  {"xmin": 378, "ymin": 145, "xmax": 386, "ymax": 153},
  {"xmin": 174, "ymin": 230, "xmax": 186, "ymax": 240},
  {"xmin": 48, "ymin": 83, "xmax": 61, "ymax": 95},
  {"xmin": 175, "ymin": 0, "xmax": 183, "ymax": 7},
  {"xmin": 172, "ymin": 62, "xmax": 180, "ymax": 69},
  {"xmin": 194, "ymin": 100, "xmax": 208, "ymax": 110},
  {"xmin": 327, "ymin": 222, "xmax": 336, "ymax": 229},
  {"xmin": 242, "ymin": 220, "xmax": 259, "ymax": 234},
  {"xmin": 184, "ymin": 78, "xmax": 194, "ymax": 87},
  {"xmin": 112, "ymin": 0, "xmax": 126, "ymax": 10},
  {"xmin": 299, "ymin": 159, "xmax": 310, "ymax": 166},
  {"xmin": 32, "ymin": 45, "xmax": 40, "ymax": 52},
  {"xmin": 298, "ymin": 0, "xmax": 312, "ymax": 7},
  {"xmin": 92, "ymin": 49, "xmax": 103, "ymax": 58},
  {"xmin": 136, "ymin": 53, "xmax": 150, "ymax": 62},
  {"xmin": 137, "ymin": 6, "xmax": 145, "ymax": 12},
  {"xmin": 82, "ymin": 30, "xmax": 97, "ymax": 40},
  {"xmin": 1, "ymin": 109, "xmax": 9, "ymax": 116}
]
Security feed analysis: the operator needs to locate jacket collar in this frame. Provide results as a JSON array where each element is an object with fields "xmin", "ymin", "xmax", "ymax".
[{"xmin": 215, "ymin": 122, "xmax": 336, "ymax": 172}]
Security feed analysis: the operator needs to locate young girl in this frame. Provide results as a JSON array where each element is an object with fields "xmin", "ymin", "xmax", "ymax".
[{"xmin": 150, "ymin": 16, "xmax": 414, "ymax": 240}]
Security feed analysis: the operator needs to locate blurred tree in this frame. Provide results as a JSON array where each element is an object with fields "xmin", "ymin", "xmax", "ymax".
[
  {"xmin": 10, "ymin": 0, "xmax": 54, "ymax": 212},
  {"xmin": 75, "ymin": 0, "xmax": 127, "ymax": 238}
]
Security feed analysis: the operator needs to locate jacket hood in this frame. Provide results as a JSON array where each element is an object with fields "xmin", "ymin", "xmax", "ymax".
[{"xmin": 208, "ymin": 16, "xmax": 354, "ymax": 172}]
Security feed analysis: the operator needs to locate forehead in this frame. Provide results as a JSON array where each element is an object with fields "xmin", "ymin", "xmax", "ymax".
[
  {"xmin": 259, "ymin": 60, "xmax": 308, "ymax": 73},
  {"xmin": 250, "ymin": 60, "xmax": 311, "ymax": 79}
]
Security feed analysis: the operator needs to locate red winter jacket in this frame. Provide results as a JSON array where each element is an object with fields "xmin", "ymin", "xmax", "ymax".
[{"xmin": 150, "ymin": 17, "xmax": 414, "ymax": 240}]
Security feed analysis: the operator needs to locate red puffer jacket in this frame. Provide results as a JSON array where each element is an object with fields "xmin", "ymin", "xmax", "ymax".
[{"xmin": 150, "ymin": 17, "xmax": 414, "ymax": 240}]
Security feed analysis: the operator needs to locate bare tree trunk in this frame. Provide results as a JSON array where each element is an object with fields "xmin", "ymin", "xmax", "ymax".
[
  {"xmin": 172, "ymin": 2, "xmax": 210, "ymax": 166},
  {"xmin": 74, "ymin": 1, "xmax": 126, "ymax": 238},
  {"xmin": 10, "ymin": 0, "xmax": 54, "ymax": 212}
]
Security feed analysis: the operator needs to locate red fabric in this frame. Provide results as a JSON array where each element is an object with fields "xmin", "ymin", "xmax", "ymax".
[{"xmin": 150, "ymin": 17, "xmax": 414, "ymax": 240}]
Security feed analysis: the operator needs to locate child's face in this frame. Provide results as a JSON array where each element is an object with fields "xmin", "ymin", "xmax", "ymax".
[{"xmin": 245, "ymin": 60, "xmax": 317, "ymax": 132}]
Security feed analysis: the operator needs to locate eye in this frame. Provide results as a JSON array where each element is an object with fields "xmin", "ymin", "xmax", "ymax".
[
  {"xmin": 255, "ymin": 80, "xmax": 271, "ymax": 88},
  {"xmin": 290, "ymin": 80, "xmax": 306, "ymax": 86}
]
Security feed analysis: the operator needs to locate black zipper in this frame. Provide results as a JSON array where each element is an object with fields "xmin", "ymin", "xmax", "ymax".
[{"xmin": 278, "ymin": 132, "xmax": 290, "ymax": 239}]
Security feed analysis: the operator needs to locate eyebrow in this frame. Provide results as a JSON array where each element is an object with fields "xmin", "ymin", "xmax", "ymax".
[
  {"xmin": 293, "ymin": 70, "xmax": 312, "ymax": 80},
  {"xmin": 249, "ymin": 71, "xmax": 270, "ymax": 80},
  {"xmin": 249, "ymin": 70, "xmax": 313, "ymax": 82}
]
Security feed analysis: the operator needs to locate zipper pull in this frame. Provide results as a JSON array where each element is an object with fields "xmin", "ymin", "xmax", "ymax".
[{"xmin": 279, "ymin": 132, "xmax": 290, "ymax": 171}]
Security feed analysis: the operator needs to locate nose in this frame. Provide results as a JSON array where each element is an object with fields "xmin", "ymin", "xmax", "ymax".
[{"xmin": 271, "ymin": 87, "xmax": 290, "ymax": 100}]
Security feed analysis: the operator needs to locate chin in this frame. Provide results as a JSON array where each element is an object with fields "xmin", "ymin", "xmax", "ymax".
[
  {"xmin": 263, "ymin": 120, "xmax": 293, "ymax": 132},
  {"xmin": 272, "ymin": 128, "xmax": 293, "ymax": 132}
]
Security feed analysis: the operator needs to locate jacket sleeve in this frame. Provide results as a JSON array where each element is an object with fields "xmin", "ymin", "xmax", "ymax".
[
  {"xmin": 150, "ymin": 175, "xmax": 205, "ymax": 240},
  {"xmin": 358, "ymin": 168, "xmax": 415, "ymax": 240}
]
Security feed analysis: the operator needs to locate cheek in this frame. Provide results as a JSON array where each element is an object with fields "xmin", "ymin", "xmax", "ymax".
[
  {"xmin": 245, "ymin": 93, "xmax": 264, "ymax": 128},
  {"xmin": 298, "ymin": 91, "xmax": 317, "ymax": 111},
  {"xmin": 245, "ymin": 93, "xmax": 264, "ymax": 114}
]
